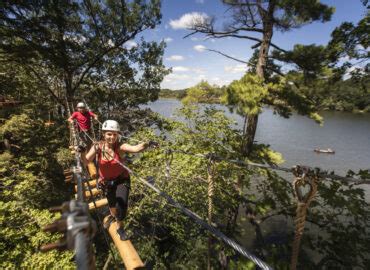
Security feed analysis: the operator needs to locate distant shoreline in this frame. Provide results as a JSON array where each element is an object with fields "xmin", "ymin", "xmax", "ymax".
[{"xmin": 155, "ymin": 97, "xmax": 370, "ymax": 115}]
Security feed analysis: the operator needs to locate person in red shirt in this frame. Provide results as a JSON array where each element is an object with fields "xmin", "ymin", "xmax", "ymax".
[
  {"xmin": 68, "ymin": 102, "xmax": 98, "ymax": 149},
  {"xmin": 82, "ymin": 120, "xmax": 156, "ymax": 241},
  {"xmin": 68, "ymin": 102, "xmax": 98, "ymax": 131}
]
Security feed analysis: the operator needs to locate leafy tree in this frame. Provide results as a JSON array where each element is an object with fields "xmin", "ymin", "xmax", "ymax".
[
  {"xmin": 187, "ymin": 0, "xmax": 334, "ymax": 155},
  {"xmin": 328, "ymin": 4, "xmax": 369, "ymax": 63},
  {"xmin": 0, "ymin": 0, "xmax": 168, "ymax": 111},
  {"xmin": 182, "ymin": 80, "xmax": 223, "ymax": 104}
]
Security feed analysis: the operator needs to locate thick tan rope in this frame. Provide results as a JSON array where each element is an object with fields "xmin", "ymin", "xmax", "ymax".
[
  {"xmin": 290, "ymin": 166, "xmax": 319, "ymax": 270},
  {"xmin": 207, "ymin": 158, "xmax": 216, "ymax": 270}
]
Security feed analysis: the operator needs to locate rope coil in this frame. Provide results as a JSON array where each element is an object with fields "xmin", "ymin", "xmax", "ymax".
[{"xmin": 290, "ymin": 166, "xmax": 319, "ymax": 270}]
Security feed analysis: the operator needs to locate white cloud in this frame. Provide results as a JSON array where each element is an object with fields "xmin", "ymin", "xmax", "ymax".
[
  {"xmin": 164, "ymin": 37, "xmax": 173, "ymax": 43},
  {"xmin": 194, "ymin": 44, "xmax": 207, "ymax": 52},
  {"xmin": 166, "ymin": 73, "xmax": 190, "ymax": 80},
  {"xmin": 169, "ymin": 12, "xmax": 209, "ymax": 30},
  {"xmin": 172, "ymin": 66, "xmax": 190, "ymax": 72},
  {"xmin": 166, "ymin": 55, "xmax": 185, "ymax": 61},
  {"xmin": 124, "ymin": 40, "xmax": 138, "ymax": 49},
  {"xmin": 191, "ymin": 37, "xmax": 200, "ymax": 41},
  {"xmin": 192, "ymin": 67, "xmax": 205, "ymax": 74},
  {"xmin": 224, "ymin": 64, "xmax": 248, "ymax": 74}
]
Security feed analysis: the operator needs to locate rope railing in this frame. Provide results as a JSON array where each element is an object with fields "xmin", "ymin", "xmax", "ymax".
[
  {"xmin": 40, "ymin": 103, "xmax": 97, "ymax": 270},
  {"xmin": 165, "ymin": 149, "xmax": 370, "ymax": 185}
]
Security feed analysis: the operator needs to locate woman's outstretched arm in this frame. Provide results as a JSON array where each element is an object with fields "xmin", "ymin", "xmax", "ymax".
[
  {"xmin": 81, "ymin": 144, "xmax": 97, "ymax": 165},
  {"xmin": 120, "ymin": 142, "xmax": 148, "ymax": 153}
]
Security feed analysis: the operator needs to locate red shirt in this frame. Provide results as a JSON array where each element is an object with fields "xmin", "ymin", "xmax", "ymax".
[
  {"xmin": 98, "ymin": 147, "xmax": 129, "ymax": 180},
  {"xmin": 71, "ymin": 111, "xmax": 94, "ymax": 131}
]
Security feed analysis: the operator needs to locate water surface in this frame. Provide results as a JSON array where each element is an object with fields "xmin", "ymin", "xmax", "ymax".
[{"xmin": 144, "ymin": 99, "xmax": 370, "ymax": 176}]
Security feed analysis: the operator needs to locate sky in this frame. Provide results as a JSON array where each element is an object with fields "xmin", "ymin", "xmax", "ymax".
[{"xmin": 134, "ymin": 0, "xmax": 367, "ymax": 90}]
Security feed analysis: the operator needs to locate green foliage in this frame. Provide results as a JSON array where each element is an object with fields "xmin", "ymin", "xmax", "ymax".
[
  {"xmin": 328, "ymin": 11, "xmax": 369, "ymax": 61},
  {"xmin": 55, "ymin": 148, "xmax": 75, "ymax": 169},
  {"xmin": 223, "ymin": 73, "xmax": 323, "ymax": 123},
  {"xmin": 0, "ymin": 114, "xmax": 74, "ymax": 268},
  {"xmin": 182, "ymin": 80, "xmax": 224, "ymax": 104},
  {"xmin": 159, "ymin": 88, "xmax": 187, "ymax": 99},
  {"xmin": 223, "ymin": 74, "xmax": 268, "ymax": 115},
  {"xmin": 272, "ymin": 44, "xmax": 332, "ymax": 80}
]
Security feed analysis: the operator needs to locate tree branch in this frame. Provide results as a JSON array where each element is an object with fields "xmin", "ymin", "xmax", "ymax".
[
  {"xmin": 72, "ymin": 29, "xmax": 142, "ymax": 94},
  {"xmin": 25, "ymin": 65, "xmax": 62, "ymax": 104},
  {"xmin": 206, "ymin": 49, "xmax": 248, "ymax": 64}
]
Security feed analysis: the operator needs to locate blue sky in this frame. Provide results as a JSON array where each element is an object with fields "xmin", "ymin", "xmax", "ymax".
[{"xmin": 136, "ymin": 0, "xmax": 367, "ymax": 90}]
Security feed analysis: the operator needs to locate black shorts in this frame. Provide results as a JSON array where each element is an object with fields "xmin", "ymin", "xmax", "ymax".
[{"xmin": 105, "ymin": 177, "xmax": 131, "ymax": 221}]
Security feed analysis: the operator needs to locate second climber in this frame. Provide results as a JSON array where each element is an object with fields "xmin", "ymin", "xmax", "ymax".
[{"xmin": 68, "ymin": 102, "xmax": 98, "ymax": 149}]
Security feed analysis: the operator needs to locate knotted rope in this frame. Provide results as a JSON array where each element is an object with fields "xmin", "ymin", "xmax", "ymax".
[
  {"xmin": 165, "ymin": 149, "xmax": 173, "ymax": 181},
  {"xmin": 290, "ymin": 166, "xmax": 319, "ymax": 270},
  {"xmin": 207, "ymin": 156, "xmax": 216, "ymax": 270}
]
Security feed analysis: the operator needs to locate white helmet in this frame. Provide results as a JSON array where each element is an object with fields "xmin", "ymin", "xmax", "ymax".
[
  {"xmin": 102, "ymin": 120, "xmax": 120, "ymax": 132},
  {"xmin": 76, "ymin": 102, "xmax": 86, "ymax": 108}
]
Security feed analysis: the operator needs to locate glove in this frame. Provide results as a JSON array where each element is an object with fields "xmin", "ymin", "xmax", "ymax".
[
  {"xmin": 97, "ymin": 179, "xmax": 106, "ymax": 190},
  {"xmin": 75, "ymin": 144, "xmax": 86, "ymax": 153},
  {"xmin": 147, "ymin": 140, "xmax": 159, "ymax": 148}
]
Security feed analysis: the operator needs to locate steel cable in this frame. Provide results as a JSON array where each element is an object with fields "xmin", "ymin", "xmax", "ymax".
[{"xmin": 80, "ymin": 131, "xmax": 273, "ymax": 270}]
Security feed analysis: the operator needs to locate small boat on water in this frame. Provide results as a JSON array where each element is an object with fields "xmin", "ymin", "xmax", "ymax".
[{"xmin": 314, "ymin": 148, "xmax": 335, "ymax": 154}]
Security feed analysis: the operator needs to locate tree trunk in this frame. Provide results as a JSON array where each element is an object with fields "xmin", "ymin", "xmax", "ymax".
[
  {"xmin": 243, "ymin": 114, "xmax": 259, "ymax": 155},
  {"xmin": 243, "ymin": 4, "xmax": 275, "ymax": 156}
]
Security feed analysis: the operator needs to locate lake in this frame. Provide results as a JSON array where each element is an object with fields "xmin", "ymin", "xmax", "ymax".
[{"xmin": 145, "ymin": 99, "xmax": 370, "ymax": 176}]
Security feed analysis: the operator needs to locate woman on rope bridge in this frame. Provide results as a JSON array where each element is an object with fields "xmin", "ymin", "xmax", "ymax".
[{"xmin": 82, "ymin": 120, "xmax": 156, "ymax": 241}]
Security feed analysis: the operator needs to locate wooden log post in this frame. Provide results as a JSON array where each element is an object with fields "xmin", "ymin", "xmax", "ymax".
[{"xmin": 103, "ymin": 216, "xmax": 145, "ymax": 270}]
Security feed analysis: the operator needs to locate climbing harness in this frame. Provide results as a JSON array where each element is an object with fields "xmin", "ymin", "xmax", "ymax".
[{"xmin": 290, "ymin": 166, "xmax": 319, "ymax": 270}]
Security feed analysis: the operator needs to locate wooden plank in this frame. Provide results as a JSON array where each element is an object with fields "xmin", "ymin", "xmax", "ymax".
[
  {"xmin": 103, "ymin": 216, "xmax": 145, "ymax": 270},
  {"xmin": 87, "ymin": 162, "xmax": 97, "ymax": 179},
  {"xmin": 74, "ymin": 180, "xmax": 97, "ymax": 192},
  {"xmin": 88, "ymin": 198, "xmax": 108, "ymax": 210},
  {"xmin": 74, "ymin": 188, "xmax": 100, "ymax": 199}
]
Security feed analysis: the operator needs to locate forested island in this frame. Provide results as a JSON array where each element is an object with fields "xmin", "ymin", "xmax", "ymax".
[{"xmin": 1, "ymin": 1, "xmax": 369, "ymax": 269}]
